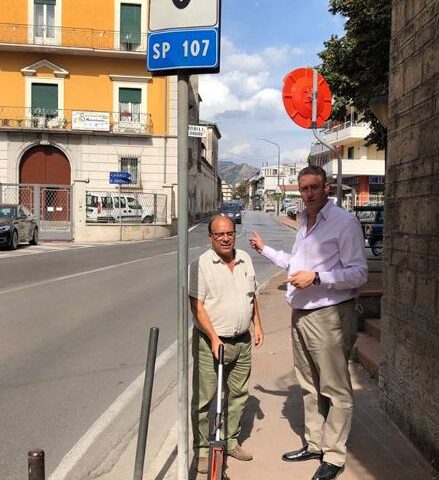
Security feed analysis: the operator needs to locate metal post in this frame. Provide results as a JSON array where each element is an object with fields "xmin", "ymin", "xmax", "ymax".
[
  {"xmin": 311, "ymin": 68, "xmax": 343, "ymax": 207},
  {"xmin": 28, "ymin": 449, "xmax": 45, "ymax": 480},
  {"xmin": 119, "ymin": 184, "xmax": 122, "ymax": 240},
  {"xmin": 276, "ymin": 143, "xmax": 280, "ymax": 215},
  {"xmin": 177, "ymin": 72, "xmax": 189, "ymax": 480},
  {"xmin": 257, "ymin": 137, "xmax": 281, "ymax": 214},
  {"xmin": 133, "ymin": 327, "xmax": 160, "ymax": 480}
]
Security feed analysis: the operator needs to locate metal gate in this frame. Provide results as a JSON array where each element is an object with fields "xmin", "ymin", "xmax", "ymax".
[{"xmin": 0, "ymin": 183, "xmax": 73, "ymax": 240}]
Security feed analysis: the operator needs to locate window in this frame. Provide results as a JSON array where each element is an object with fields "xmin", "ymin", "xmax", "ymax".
[
  {"xmin": 120, "ymin": 3, "xmax": 141, "ymax": 47},
  {"xmin": 119, "ymin": 88, "xmax": 141, "ymax": 122},
  {"xmin": 347, "ymin": 146, "xmax": 355, "ymax": 159},
  {"xmin": 114, "ymin": 197, "xmax": 126, "ymax": 209},
  {"xmin": 127, "ymin": 197, "xmax": 141, "ymax": 209},
  {"xmin": 34, "ymin": 0, "xmax": 56, "ymax": 41},
  {"xmin": 120, "ymin": 157, "xmax": 139, "ymax": 185},
  {"xmin": 31, "ymin": 83, "xmax": 58, "ymax": 118}
]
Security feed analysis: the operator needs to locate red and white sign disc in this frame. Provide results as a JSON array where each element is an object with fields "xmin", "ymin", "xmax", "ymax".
[{"xmin": 282, "ymin": 68, "xmax": 332, "ymax": 129}]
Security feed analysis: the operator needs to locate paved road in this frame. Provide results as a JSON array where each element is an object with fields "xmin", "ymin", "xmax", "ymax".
[{"xmin": 0, "ymin": 211, "xmax": 295, "ymax": 480}]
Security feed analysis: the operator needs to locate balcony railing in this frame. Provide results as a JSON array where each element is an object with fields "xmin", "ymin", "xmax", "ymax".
[
  {"xmin": 0, "ymin": 107, "xmax": 152, "ymax": 135},
  {"xmin": 0, "ymin": 23, "xmax": 146, "ymax": 52}
]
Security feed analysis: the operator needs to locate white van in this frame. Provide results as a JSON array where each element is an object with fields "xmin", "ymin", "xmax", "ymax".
[{"xmin": 86, "ymin": 193, "xmax": 155, "ymax": 223}]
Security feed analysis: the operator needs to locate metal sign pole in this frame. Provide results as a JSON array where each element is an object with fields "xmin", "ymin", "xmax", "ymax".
[
  {"xmin": 311, "ymin": 68, "xmax": 343, "ymax": 207},
  {"xmin": 177, "ymin": 72, "xmax": 189, "ymax": 480},
  {"xmin": 119, "ymin": 183, "xmax": 122, "ymax": 240}
]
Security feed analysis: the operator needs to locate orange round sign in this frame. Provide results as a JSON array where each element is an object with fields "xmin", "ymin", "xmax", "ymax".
[{"xmin": 282, "ymin": 68, "xmax": 332, "ymax": 129}]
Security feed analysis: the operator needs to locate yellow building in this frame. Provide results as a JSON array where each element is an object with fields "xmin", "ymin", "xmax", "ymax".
[{"xmin": 0, "ymin": 0, "xmax": 219, "ymax": 241}]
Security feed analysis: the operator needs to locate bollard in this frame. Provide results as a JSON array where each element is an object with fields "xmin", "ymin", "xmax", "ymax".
[
  {"xmin": 133, "ymin": 327, "xmax": 159, "ymax": 480},
  {"xmin": 28, "ymin": 449, "xmax": 45, "ymax": 480}
]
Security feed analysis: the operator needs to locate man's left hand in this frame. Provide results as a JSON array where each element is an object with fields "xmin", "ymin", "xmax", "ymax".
[
  {"xmin": 254, "ymin": 323, "xmax": 264, "ymax": 348},
  {"xmin": 286, "ymin": 270, "xmax": 316, "ymax": 289}
]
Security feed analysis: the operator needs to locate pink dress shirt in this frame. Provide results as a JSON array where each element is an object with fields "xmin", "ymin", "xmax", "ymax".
[{"xmin": 262, "ymin": 200, "xmax": 368, "ymax": 309}]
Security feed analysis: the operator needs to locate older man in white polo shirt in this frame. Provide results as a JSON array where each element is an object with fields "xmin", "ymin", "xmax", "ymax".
[
  {"xmin": 250, "ymin": 165, "xmax": 367, "ymax": 480},
  {"xmin": 189, "ymin": 215, "xmax": 264, "ymax": 475}
]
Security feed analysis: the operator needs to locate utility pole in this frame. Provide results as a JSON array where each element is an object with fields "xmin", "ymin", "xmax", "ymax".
[{"xmin": 257, "ymin": 137, "xmax": 281, "ymax": 215}]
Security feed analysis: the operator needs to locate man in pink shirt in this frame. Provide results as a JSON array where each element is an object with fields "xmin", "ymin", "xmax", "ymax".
[{"xmin": 250, "ymin": 166, "xmax": 367, "ymax": 480}]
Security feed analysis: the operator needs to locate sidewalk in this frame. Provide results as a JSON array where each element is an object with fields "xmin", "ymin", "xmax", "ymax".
[
  {"xmin": 99, "ymin": 214, "xmax": 436, "ymax": 480},
  {"xmin": 222, "ymin": 272, "xmax": 436, "ymax": 480}
]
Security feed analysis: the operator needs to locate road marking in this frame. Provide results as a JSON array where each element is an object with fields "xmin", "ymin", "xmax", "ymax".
[
  {"xmin": 0, "ymin": 243, "xmax": 93, "ymax": 259},
  {"xmin": 47, "ymin": 339, "xmax": 180, "ymax": 480},
  {"xmin": 0, "ymin": 246, "xmax": 202, "ymax": 296},
  {"xmin": 0, "ymin": 251, "xmax": 176, "ymax": 296}
]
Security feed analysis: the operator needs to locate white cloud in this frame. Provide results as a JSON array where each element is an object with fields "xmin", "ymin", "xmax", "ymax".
[
  {"xmin": 199, "ymin": 37, "xmax": 314, "ymax": 166},
  {"xmin": 226, "ymin": 143, "xmax": 252, "ymax": 157},
  {"xmin": 282, "ymin": 148, "xmax": 310, "ymax": 163}
]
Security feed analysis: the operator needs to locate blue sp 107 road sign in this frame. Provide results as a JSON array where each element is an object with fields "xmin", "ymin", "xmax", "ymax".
[
  {"xmin": 147, "ymin": 29, "xmax": 218, "ymax": 72},
  {"xmin": 109, "ymin": 171, "xmax": 131, "ymax": 184},
  {"xmin": 147, "ymin": 0, "xmax": 220, "ymax": 75}
]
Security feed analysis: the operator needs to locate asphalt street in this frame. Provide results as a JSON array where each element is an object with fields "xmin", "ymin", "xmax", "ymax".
[{"xmin": 0, "ymin": 210, "xmax": 296, "ymax": 480}]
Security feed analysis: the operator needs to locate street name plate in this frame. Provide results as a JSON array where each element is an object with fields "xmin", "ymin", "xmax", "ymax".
[{"xmin": 188, "ymin": 124, "xmax": 208, "ymax": 137}]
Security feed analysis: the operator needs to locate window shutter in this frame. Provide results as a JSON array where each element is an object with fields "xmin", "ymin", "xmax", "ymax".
[
  {"xmin": 120, "ymin": 4, "xmax": 141, "ymax": 45},
  {"xmin": 119, "ymin": 88, "xmax": 141, "ymax": 104},
  {"xmin": 34, "ymin": 0, "xmax": 56, "ymax": 5},
  {"xmin": 31, "ymin": 83, "xmax": 58, "ymax": 116}
]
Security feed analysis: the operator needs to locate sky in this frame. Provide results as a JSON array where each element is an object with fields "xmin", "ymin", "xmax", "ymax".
[{"xmin": 198, "ymin": 0, "xmax": 345, "ymax": 168}]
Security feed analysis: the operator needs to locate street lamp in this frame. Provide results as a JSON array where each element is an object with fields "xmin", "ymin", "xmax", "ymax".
[{"xmin": 257, "ymin": 137, "xmax": 281, "ymax": 215}]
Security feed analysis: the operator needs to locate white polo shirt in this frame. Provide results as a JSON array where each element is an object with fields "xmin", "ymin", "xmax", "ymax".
[{"xmin": 189, "ymin": 248, "xmax": 256, "ymax": 337}]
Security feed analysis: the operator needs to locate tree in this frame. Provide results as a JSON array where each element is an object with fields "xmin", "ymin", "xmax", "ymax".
[
  {"xmin": 234, "ymin": 180, "xmax": 249, "ymax": 199},
  {"xmin": 318, "ymin": 0, "xmax": 391, "ymax": 149}
]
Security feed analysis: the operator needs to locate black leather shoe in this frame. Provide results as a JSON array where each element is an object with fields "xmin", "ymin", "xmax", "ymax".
[
  {"xmin": 282, "ymin": 444, "xmax": 322, "ymax": 462},
  {"xmin": 312, "ymin": 462, "xmax": 344, "ymax": 479}
]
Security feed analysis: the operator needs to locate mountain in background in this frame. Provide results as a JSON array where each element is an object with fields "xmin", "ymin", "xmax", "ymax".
[{"xmin": 218, "ymin": 161, "xmax": 258, "ymax": 186}]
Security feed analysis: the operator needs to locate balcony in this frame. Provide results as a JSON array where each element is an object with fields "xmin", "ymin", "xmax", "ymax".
[
  {"xmin": 0, "ymin": 107, "xmax": 152, "ymax": 136},
  {"xmin": 0, "ymin": 23, "xmax": 146, "ymax": 57},
  {"xmin": 310, "ymin": 121, "xmax": 372, "ymax": 155},
  {"xmin": 323, "ymin": 158, "xmax": 385, "ymax": 178}
]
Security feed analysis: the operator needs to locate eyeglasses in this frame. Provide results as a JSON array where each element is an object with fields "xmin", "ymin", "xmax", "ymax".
[{"xmin": 210, "ymin": 231, "xmax": 236, "ymax": 240}]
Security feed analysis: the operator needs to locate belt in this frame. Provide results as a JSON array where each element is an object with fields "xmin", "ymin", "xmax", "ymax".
[
  {"xmin": 218, "ymin": 331, "xmax": 250, "ymax": 343},
  {"xmin": 294, "ymin": 298, "xmax": 355, "ymax": 312}
]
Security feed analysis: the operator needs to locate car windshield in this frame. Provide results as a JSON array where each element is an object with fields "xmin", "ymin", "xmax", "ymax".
[
  {"xmin": 221, "ymin": 203, "xmax": 240, "ymax": 212},
  {"xmin": 0, "ymin": 206, "xmax": 17, "ymax": 219}
]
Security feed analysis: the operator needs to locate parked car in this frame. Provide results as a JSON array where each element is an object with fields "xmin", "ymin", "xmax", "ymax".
[
  {"xmin": 86, "ymin": 193, "xmax": 155, "ymax": 224},
  {"xmin": 365, "ymin": 209, "xmax": 384, "ymax": 256},
  {"xmin": 281, "ymin": 197, "xmax": 293, "ymax": 212},
  {"xmin": 219, "ymin": 202, "xmax": 242, "ymax": 224},
  {"xmin": 264, "ymin": 202, "xmax": 275, "ymax": 213},
  {"xmin": 253, "ymin": 197, "xmax": 262, "ymax": 210},
  {"xmin": 0, "ymin": 204, "xmax": 38, "ymax": 250},
  {"xmin": 354, "ymin": 205, "xmax": 384, "ymax": 256},
  {"xmin": 286, "ymin": 204, "xmax": 298, "ymax": 220}
]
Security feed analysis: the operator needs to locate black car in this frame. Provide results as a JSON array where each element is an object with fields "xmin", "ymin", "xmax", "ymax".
[
  {"xmin": 0, "ymin": 204, "xmax": 39, "ymax": 250},
  {"xmin": 353, "ymin": 205, "xmax": 384, "ymax": 256},
  {"xmin": 219, "ymin": 202, "xmax": 242, "ymax": 224},
  {"xmin": 365, "ymin": 208, "xmax": 384, "ymax": 256}
]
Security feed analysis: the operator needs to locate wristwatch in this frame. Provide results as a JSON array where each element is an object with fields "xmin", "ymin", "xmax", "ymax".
[{"xmin": 313, "ymin": 272, "xmax": 321, "ymax": 285}]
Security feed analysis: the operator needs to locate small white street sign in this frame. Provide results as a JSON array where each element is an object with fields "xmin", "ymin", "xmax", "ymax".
[
  {"xmin": 275, "ymin": 186, "xmax": 282, "ymax": 194},
  {"xmin": 188, "ymin": 125, "xmax": 207, "ymax": 138},
  {"xmin": 149, "ymin": 0, "xmax": 218, "ymax": 31}
]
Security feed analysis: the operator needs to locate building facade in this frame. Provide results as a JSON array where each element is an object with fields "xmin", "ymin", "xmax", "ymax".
[
  {"xmin": 0, "ymin": 0, "xmax": 218, "ymax": 241},
  {"xmin": 247, "ymin": 162, "xmax": 307, "ymax": 206},
  {"xmin": 309, "ymin": 112, "xmax": 385, "ymax": 206},
  {"xmin": 381, "ymin": 0, "xmax": 438, "ymax": 466}
]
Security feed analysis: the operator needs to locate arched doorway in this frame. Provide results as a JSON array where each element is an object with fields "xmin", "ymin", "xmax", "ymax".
[
  {"xmin": 19, "ymin": 145, "xmax": 72, "ymax": 237},
  {"xmin": 20, "ymin": 145, "xmax": 70, "ymax": 184}
]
